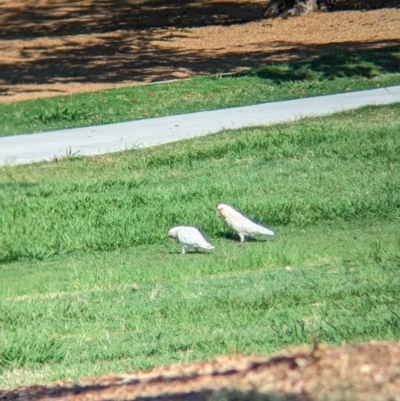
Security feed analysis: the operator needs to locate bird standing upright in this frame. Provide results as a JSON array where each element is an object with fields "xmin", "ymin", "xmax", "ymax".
[{"xmin": 216, "ymin": 204, "xmax": 274, "ymax": 242}]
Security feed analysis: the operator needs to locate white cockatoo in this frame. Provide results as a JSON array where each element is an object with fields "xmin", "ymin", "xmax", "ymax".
[
  {"xmin": 216, "ymin": 203, "xmax": 274, "ymax": 242},
  {"xmin": 168, "ymin": 226, "xmax": 215, "ymax": 254}
]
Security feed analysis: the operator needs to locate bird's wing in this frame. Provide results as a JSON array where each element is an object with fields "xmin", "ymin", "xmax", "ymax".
[
  {"xmin": 178, "ymin": 227, "xmax": 211, "ymax": 247},
  {"xmin": 230, "ymin": 214, "xmax": 274, "ymax": 236}
]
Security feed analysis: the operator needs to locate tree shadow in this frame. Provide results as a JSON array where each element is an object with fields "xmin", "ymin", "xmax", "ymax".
[
  {"xmin": 0, "ymin": 384, "xmax": 309, "ymax": 401},
  {"xmin": 0, "ymin": 0, "xmax": 399, "ymax": 97},
  {"xmin": 0, "ymin": 0, "xmax": 266, "ymax": 40},
  {"xmin": 1, "ymin": 37, "xmax": 399, "ymax": 91},
  {"xmin": 306, "ymin": 47, "xmax": 400, "ymax": 77},
  {"xmin": 227, "ymin": 44, "xmax": 400, "ymax": 82},
  {"xmin": 0, "ymin": 352, "xmax": 319, "ymax": 400}
]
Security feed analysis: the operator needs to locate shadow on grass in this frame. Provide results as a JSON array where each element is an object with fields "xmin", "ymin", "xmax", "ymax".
[
  {"xmin": 229, "ymin": 46, "xmax": 400, "ymax": 82},
  {"xmin": 216, "ymin": 231, "xmax": 240, "ymax": 242},
  {"xmin": 166, "ymin": 251, "xmax": 214, "ymax": 255},
  {"xmin": 216, "ymin": 231, "xmax": 271, "ymax": 242},
  {"xmin": 0, "ymin": 182, "xmax": 39, "ymax": 191}
]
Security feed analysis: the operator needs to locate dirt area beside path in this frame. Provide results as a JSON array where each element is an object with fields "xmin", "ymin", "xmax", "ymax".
[
  {"xmin": 0, "ymin": 1, "xmax": 399, "ymax": 103},
  {"xmin": 2, "ymin": 341, "xmax": 400, "ymax": 400}
]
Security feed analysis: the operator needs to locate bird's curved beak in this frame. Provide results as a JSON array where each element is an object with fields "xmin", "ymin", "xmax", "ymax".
[{"xmin": 168, "ymin": 235, "xmax": 175, "ymax": 241}]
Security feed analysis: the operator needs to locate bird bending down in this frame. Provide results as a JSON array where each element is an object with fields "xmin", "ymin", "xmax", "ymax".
[
  {"xmin": 168, "ymin": 226, "xmax": 215, "ymax": 254},
  {"xmin": 216, "ymin": 203, "xmax": 274, "ymax": 242}
]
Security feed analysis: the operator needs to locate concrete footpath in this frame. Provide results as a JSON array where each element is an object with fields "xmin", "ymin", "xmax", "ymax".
[{"xmin": 1, "ymin": 86, "xmax": 400, "ymax": 166}]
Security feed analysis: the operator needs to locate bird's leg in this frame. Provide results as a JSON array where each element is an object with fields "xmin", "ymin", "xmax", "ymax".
[
  {"xmin": 181, "ymin": 246, "xmax": 186, "ymax": 254},
  {"xmin": 239, "ymin": 233, "xmax": 246, "ymax": 243}
]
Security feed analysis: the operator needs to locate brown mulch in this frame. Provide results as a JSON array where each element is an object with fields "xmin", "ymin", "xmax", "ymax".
[
  {"xmin": 1, "ymin": 341, "xmax": 400, "ymax": 400},
  {"xmin": 0, "ymin": 0, "xmax": 399, "ymax": 103}
]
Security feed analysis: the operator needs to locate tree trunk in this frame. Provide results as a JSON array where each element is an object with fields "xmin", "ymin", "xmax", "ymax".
[
  {"xmin": 264, "ymin": 0, "xmax": 400, "ymax": 18},
  {"xmin": 264, "ymin": 0, "xmax": 330, "ymax": 18}
]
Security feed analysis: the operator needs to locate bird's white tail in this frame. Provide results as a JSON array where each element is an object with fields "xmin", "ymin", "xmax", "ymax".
[
  {"xmin": 205, "ymin": 244, "xmax": 215, "ymax": 249},
  {"xmin": 260, "ymin": 226, "xmax": 274, "ymax": 236}
]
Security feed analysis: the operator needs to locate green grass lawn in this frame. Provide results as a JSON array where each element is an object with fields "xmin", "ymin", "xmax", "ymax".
[
  {"xmin": 1, "ymin": 45, "xmax": 400, "ymax": 137},
  {"xmin": 0, "ymin": 103, "xmax": 399, "ymax": 388}
]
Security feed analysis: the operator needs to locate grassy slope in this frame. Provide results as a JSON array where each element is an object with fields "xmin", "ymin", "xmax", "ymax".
[
  {"xmin": 0, "ymin": 46, "xmax": 400, "ymax": 137},
  {"xmin": 0, "ymin": 103, "xmax": 399, "ymax": 388}
]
